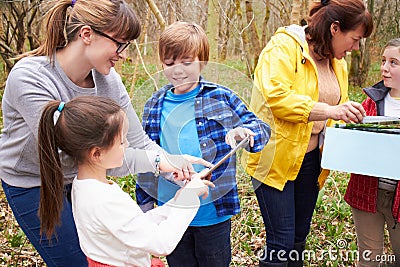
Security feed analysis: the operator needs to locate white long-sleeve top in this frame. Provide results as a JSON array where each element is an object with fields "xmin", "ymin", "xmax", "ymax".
[{"xmin": 72, "ymin": 178, "xmax": 201, "ymax": 267}]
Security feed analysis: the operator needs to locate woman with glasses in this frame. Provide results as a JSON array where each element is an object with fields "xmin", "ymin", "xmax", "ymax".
[{"xmin": 0, "ymin": 0, "xmax": 210, "ymax": 266}]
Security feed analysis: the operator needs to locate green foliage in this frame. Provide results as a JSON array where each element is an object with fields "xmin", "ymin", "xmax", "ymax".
[
  {"xmin": 7, "ymin": 229, "xmax": 26, "ymax": 248},
  {"xmin": 222, "ymin": 58, "xmax": 248, "ymax": 73},
  {"xmin": 122, "ymin": 62, "xmax": 160, "ymax": 94},
  {"xmin": 348, "ymin": 59, "xmax": 382, "ymax": 104},
  {"xmin": 307, "ymin": 172, "xmax": 358, "ymax": 266},
  {"xmin": 114, "ymin": 174, "xmax": 137, "ymax": 200},
  {"xmin": 348, "ymin": 84, "xmax": 366, "ymax": 103}
]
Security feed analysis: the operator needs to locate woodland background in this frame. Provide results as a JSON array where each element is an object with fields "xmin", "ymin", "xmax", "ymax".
[
  {"xmin": 1, "ymin": 0, "xmax": 400, "ymax": 81},
  {"xmin": 1, "ymin": 0, "xmax": 400, "ymax": 266}
]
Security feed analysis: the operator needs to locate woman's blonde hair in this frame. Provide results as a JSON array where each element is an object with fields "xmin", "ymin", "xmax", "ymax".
[{"xmin": 21, "ymin": 0, "xmax": 140, "ymax": 62}]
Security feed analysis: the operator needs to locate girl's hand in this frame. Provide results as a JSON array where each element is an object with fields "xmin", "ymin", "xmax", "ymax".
[
  {"xmin": 182, "ymin": 173, "xmax": 215, "ymax": 199},
  {"xmin": 158, "ymin": 153, "xmax": 212, "ymax": 181}
]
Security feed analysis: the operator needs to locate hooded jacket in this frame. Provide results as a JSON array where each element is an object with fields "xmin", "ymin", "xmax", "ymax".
[
  {"xmin": 244, "ymin": 25, "xmax": 349, "ymax": 190},
  {"xmin": 344, "ymin": 81, "xmax": 400, "ymax": 223}
]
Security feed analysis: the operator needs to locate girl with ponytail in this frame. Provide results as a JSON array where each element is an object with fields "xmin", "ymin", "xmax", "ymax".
[{"xmin": 38, "ymin": 96, "xmax": 213, "ymax": 267}]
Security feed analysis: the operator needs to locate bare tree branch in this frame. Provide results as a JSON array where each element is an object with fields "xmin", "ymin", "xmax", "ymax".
[{"xmin": 145, "ymin": 0, "xmax": 166, "ymax": 31}]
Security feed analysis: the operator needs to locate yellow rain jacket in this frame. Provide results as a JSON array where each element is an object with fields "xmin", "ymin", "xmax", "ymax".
[{"xmin": 244, "ymin": 25, "xmax": 349, "ymax": 191}]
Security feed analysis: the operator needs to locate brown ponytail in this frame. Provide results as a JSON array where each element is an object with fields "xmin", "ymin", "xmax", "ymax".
[
  {"xmin": 38, "ymin": 101, "xmax": 65, "ymax": 239},
  {"xmin": 38, "ymin": 96, "xmax": 124, "ymax": 239}
]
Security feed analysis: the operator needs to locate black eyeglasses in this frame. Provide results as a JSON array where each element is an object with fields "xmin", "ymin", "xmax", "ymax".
[{"xmin": 92, "ymin": 28, "xmax": 130, "ymax": 54}]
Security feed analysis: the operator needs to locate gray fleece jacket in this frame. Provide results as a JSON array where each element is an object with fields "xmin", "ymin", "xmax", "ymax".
[{"xmin": 0, "ymin": 56, "xmax": 161, "ymax": 188}]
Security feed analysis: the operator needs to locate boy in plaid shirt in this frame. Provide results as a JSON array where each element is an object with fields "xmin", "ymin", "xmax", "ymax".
[{"xmin": 136, "ymin": 21, "xmax": 270, "ymax": 267}]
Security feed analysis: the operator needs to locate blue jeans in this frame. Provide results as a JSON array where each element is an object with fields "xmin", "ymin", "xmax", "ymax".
[
  {"xmin": 253, "ymin": 148, "xmax": 320, "ymax": 263},
  {"xmin": 2, "ymin": 180, "xmax": 87, "ymax": 267},
  {"xmin": 166, "ymin": 219, "xmax": 231, "ymax": 267}
]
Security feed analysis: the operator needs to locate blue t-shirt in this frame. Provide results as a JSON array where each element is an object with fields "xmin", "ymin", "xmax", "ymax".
[{"xmin": 158, "ymin": 86, "xmax": 231, "ymax": 226}]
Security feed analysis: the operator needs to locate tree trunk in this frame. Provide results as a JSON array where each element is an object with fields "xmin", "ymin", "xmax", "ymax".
[
  {"xmin": 245, "ymin": 1, "xmax": 261, "ymax": 70},
  {"xmin": 290, "ymin": 0, "xmax": 302, "ymax": 25},
  {"xmin": 261, "ymin": 0, "xmax": 270, "ymax": 47},
  {"xmin": 219, "ymin": 0, "xmax": 235, "ymax": 61},
  {"xmin": 199, "ymin": 0, "xmax": 209, "ymax": 31},
  {"xmin": 207, "ymin": 0, "xmax": 219, "ymax": 62},
  {"xmin": 26, "ymin": 3, "xmax": 40, "ymax": 52},
  {"xmin": 235, "ymin": 0, "xmax": 253, "ymax": 77},
  {"xmin": 0, "ymin": 0, "xmax": 42, "ymax": 73},
  {"xmin": 349, "ymin": 0, "xmax": 374, "ymax": 86}
]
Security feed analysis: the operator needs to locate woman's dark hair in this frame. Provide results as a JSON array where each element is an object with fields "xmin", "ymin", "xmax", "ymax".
[
  {"xmin": 305, "ymin": 0, "xmax": 373, "ymax": 59},
  {"xmin": 38, "ymin": 95, "xmax": 124, "ymax": 239}
]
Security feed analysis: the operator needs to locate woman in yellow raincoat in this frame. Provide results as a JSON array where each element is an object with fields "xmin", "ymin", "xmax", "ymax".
[{"xmin": 245, "ymin": 0, "xmax": 373, "ymax": 266}]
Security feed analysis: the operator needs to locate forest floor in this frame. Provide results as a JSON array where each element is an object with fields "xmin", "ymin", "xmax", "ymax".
[{"xmin": 3, "ymin": 170, "xmax": 395, "ymax": 267}]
